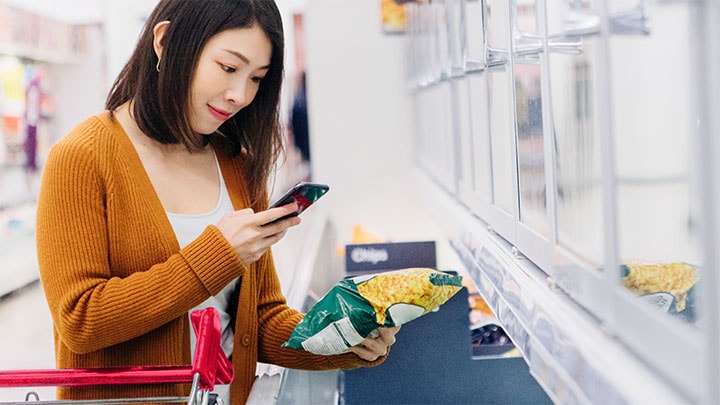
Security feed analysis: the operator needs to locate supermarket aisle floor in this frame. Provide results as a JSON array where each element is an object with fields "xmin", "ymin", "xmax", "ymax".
[{"xmin": 0, "ymin": 282, "xmax": 55, "ymax": 402}]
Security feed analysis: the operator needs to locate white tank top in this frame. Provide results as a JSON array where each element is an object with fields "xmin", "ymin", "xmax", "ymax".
[{"xmin": 166, "ymin": 154, "xmax": 236, "ymax": 403}]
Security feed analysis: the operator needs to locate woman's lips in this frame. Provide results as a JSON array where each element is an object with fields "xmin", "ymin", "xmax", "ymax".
[{"xmin": 208, "ymin": 105, "xmax": 231, "ymax": 121}]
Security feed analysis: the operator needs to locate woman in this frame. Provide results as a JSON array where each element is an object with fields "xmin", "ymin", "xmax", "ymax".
[{"xmin": 35, "ymin": 0, "xmax": 398, "ymax": 403}]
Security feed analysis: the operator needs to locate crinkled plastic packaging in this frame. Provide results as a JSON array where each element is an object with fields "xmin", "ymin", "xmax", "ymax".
[
  {"xmin": 282, "ymin": 267, "xmax": 463, "ymax": 355},
  {"xmin": 621, "ymin": 261, "xmax": 699, "ymax": 322}
]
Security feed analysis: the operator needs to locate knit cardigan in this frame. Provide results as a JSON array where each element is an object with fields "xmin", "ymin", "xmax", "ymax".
[{"xmin": 35, "ymin": 111, "xmax": 382, "ymax": 403}]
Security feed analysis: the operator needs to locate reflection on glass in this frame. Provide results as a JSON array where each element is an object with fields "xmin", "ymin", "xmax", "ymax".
[
  {"xmin": 415, "ymin": 90, "xmax": 433, "ymax": 173},
  {"xmin": 514, "ymin": 0, "xmax": 548, "ymax": 236},
  {"xmin": 547, "ymin": 0, "xmax": 604, "ymax": 268},
  {"xmin": 486, "ymin": 0, "xmax": 516, "ymax": 216},
  {"xmin": 417, "ymin": 82, "xmax": 456, "ymax": 189},
  {"xmin": 457, "ymin": 78, "xmax": 475, "ymax": 193},
  {"xmin": 488, "ymin": 71, "xmax": 515, "ymax": 214},
  {"xmin": 446, "ymin": 0, "xmax": 464, "ymax": 73},
  {"xmin": 469, "ymin": 74, "xmax": 492, "ymax": 201},
  {"xmin": 435, "ymin": 0, "xmax": 451, "ymax": 78},
  {"xmin": 610, "ymin": 4, "xmax": 701, "ymax": 324},
  {"xmin": 516, "ymin": 65, "xmax": 546, "ymax": 235},
  {"xmin": 550, "ymin": 51, "xmax": 603, "ymax": 266},
  {"xmin": 464, "ymin": 0, "xmax": 486, "ymax": 70}
]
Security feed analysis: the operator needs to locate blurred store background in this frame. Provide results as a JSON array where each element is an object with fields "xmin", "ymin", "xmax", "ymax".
[{"xmin": 0, "ymin": 1, "xmax": 157, "ymax": 400}]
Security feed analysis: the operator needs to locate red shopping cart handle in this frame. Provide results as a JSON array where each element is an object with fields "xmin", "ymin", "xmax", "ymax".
[
  {"xmin": 190, "ymin": 307, "xmax": 234, "ymax": 390},
  {"xmin": 0, "ymin": 365, "xmax": 193, "ymax": 387},
  {"xmin": 0, "ymin": 308, "xmax": 234, "ymax": 391}
]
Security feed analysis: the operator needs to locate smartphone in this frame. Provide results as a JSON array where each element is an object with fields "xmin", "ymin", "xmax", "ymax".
[{"xmin": 268, "ymin": 181, "xmax": 330, "ymax": 222}]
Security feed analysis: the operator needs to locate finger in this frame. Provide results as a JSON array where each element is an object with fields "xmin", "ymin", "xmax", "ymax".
[
  {"xmin": 232, "ymin": 207, "xmax": 255, "ymax": 216},
  {"xmin": 348, "ymin": 343, "xmax": 384, "ymax": 362},
  {"xmin": 221, "ymin": 208, "xmax": 254, "ymax": 223},
  {"xmin": 263, "ymin": 228, "xmax": 289, "ymax": 245},
  {"xmin": 261, "ymin": 203, "xmax": 299, "ymax": 225},
  {"xmin": 376, "ymin": 326, "xmax": 400, "ymax": 345},
  {"xmin": 361, "ymin": 335, "xmax": 388, "ymax": 355},
  {"xmin": 261, "ymin": 217, "xmax": 301, "ymax": 239}
]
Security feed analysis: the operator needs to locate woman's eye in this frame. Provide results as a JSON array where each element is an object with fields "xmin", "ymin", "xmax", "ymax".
[
  {"xmin": 252, "ymin": 76, "xmax": 265, "ymax": 84},
  {"xmin": 220, "ymin": 64, "xmax": 236, "ymax": 73}
]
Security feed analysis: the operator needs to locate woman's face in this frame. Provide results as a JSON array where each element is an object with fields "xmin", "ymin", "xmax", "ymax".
[{"xmin": 189, "ymin": 25, "xmax": 272, "ymax": 134}]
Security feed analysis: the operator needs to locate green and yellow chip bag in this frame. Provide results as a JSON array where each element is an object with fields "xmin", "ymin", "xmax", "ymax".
[{"xmin": 282, "ymin": 268, "xmax": 463, "ymax": 355}]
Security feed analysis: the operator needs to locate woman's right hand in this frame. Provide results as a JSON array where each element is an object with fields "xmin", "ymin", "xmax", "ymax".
[{"xmin": 215, "ymin": 203, "xmax": 301, "ymax": 266}]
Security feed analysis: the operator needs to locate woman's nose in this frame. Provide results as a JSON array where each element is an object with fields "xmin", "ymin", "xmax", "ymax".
[{"xmin": 226, "ymin": 81, "xmax": 248, "ymax": 106}]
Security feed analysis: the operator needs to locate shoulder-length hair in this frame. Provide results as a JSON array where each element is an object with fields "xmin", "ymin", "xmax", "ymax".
[{"xmin": 106, "ymin": 0, "xmax": 285, "ymax": 206}]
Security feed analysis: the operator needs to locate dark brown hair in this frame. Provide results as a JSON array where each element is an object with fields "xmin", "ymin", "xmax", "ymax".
[{"xmin": 106, "ymin": 0, "xmax": 285, "ymax": 206}]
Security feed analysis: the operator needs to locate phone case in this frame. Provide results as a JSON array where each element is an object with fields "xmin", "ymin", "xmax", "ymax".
[{"xmin": 269, "ymin": 182, "xmax": 330, "ymax": 219}]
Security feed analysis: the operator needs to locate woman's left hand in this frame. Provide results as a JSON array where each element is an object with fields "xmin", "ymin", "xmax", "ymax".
[{"xmin": 348, "ymin": 326, "xmax": 401, "ymax": 361}]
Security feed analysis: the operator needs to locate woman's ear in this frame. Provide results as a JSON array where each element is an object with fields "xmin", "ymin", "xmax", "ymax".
[{"xmin": 153, "ymin": 21, "xmax": 171, "ymax": 61}]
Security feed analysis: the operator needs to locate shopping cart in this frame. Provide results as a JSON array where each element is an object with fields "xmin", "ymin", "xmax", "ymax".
[{"xmin": 0, "ymin": 308, "xmax": 234, "ymax": 405}]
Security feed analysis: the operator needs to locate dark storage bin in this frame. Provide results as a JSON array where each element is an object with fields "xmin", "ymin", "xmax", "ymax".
[{"xmin": 340, "ymin": 287, "xmax": 551, "ymax": 405}]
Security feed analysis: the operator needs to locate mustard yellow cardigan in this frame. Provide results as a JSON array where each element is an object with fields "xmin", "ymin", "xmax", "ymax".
[{"xmin": 36, "ymin": 111, "xmax": 381, "ymax": 403}]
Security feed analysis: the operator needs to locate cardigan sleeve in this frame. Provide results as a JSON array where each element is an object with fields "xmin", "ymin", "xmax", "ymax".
[
  {"xmin": 36, "ymin": 130, "xmax": 243, "ymax": 355},
  {"xmin": 254, "ymin": 252, "xmax": 386, "ymax": 370}
]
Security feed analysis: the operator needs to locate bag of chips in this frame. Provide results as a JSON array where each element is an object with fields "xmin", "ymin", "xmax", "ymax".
[
  {"xmin": 621, "ymin": 261, "xmax": 699, "ymax": 322},
  {"xmin": 282, "ymin": 267, "xmax": 463, "ymax": 355}
]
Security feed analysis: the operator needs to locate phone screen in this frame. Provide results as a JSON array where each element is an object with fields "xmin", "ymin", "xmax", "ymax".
[{"xmin": 269, "ymin": 182, "xmax": 329, "ymax": 220}]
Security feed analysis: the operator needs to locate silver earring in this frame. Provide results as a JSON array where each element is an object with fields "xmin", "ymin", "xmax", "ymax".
[{"xmin": 156, "ymin": 59, "xmax": 161, "ymax": 72}]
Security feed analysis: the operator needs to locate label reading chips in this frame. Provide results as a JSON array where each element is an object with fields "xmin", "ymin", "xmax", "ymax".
[{"xmin": 282, "ymin": 268, "xmax": 463, "ymax": 355}]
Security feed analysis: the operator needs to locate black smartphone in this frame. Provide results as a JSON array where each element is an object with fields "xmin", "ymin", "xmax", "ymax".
[{"xmin": 268, "ymin": 182, "xmax": 330, "ymax": 223}]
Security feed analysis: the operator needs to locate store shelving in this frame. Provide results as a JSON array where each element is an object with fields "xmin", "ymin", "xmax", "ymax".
[
  {"xmin": 417, "ymin": 171, "xmax": 687, "ymax": 403},
  {"xmin": 404, "ymin": 0, "xmax": 716, "ymax": 402},
  {"xmin": 0, "ymin": 2, "xmax": 90, "ymax": 298}
]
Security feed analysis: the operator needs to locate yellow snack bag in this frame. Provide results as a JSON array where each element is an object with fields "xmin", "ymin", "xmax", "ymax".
[
  {"xmin": 282, "ymin": 268, "xmax": 463, "ymax": 355},
  {"xmin": 621, "ymin": 261, "xmax": 698, "ymax": 322}
]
